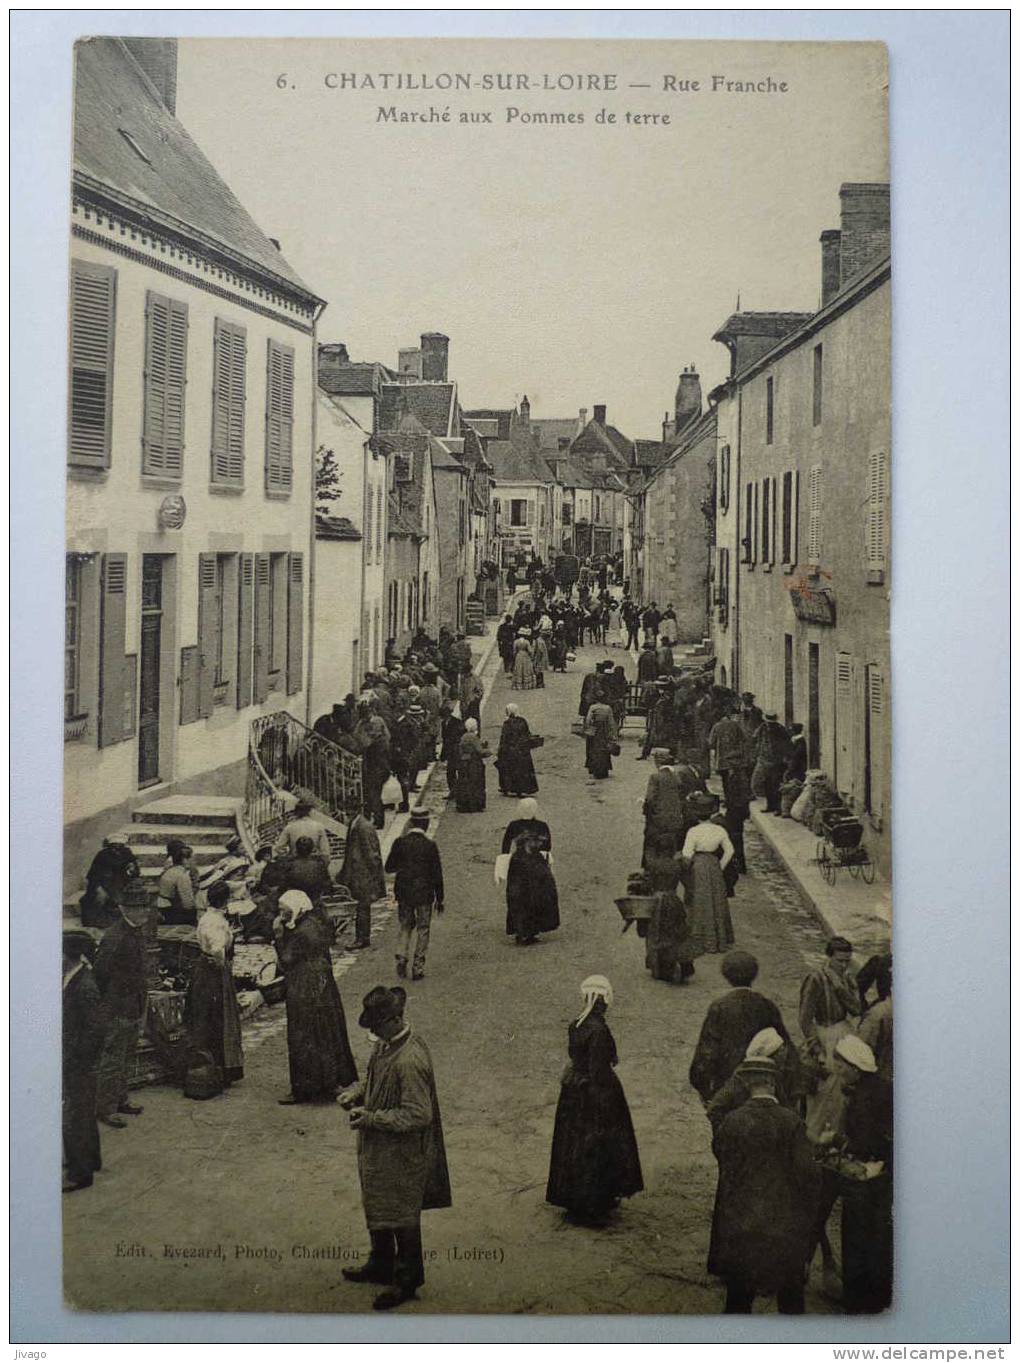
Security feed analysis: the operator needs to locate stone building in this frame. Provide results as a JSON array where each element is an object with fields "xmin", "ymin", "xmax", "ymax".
[
  {"xmin": 65, "ymin": 38, "xmax": 324, "ymax": 876},
  {"xmin": 711, "ymin": 182, "xmax": 891, "ymax": 874}
]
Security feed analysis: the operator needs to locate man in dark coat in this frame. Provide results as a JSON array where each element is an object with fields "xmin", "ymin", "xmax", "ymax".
[
  {"xmin": 341, "ymin": 986, "xmax": 451, "ymax": 1311},
  {"xmin": 340, "ymin": 812, "xmax": 387, "ymax": 950},
  {"xmin": 753, "ymin": 713, "xmax": 792, "ymax": 813},
  {"xmin": 384, "ymin": 810, "xmax": 445, "ymax": 981},
  {"xmin": 93, "ymin": 882, "xmax": 149, "ymax": 1128},
  {"xmin": 641, "ymin": 750, "xmax": 685, "ymax": 861},
  {"xmin": 637, "ymin": 641, "xmax": 659, "ymax": 686},
  {"xmin": 689, "ymin": 951, "xmax": 794, "ymax": 1104},
  {"xmin": 62, "ymin": 930, "xmax": 107, "ymax": 1192},
  {"xmin": 79, "ymin": 834, "xmax": 140, "ymax": 928},
  {"xmin": 577, "ymin": 664, "xmax": 607, "ymax": 721},
  {"xmin": 623, "ymin": 600, "xmax": 641, "ymax": 651},
  {"xmin": 709, "ymin": 705, "xmax": 750, "ymax": 810},
  {"xmin": 709, "ymin": 1057, "xmax": 821, "ymax": 1313},
  {"xmin": 737, "ymin": 691, "xmax": 763, "ymax": 741},
  {"xmin": 640, "ymin": 684, "xmax": 677, "ymax": 760}
]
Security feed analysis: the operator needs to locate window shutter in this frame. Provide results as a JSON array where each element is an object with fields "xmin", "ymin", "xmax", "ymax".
[
  {"xmin": 98, "ymin": 553, "xmax": 127, "ymax": 746},
  {"xmin": 179, "ymin": 645, "xmax": 200, "ymax": 725},
  {"xmin": 197, "ymin": 552, "xmax": 218, "ymax": 718},
  {"xmin": 123, "ymin": 654, "xmax": 138, "ymax": 739},
  {"xmin": 807, "ymin": 465, "xmax": 822, "ymax": 564},
  {"xmin": 265, "ymin": 339, "xmax": 294, "ymax": 492},
  {"xmin": 236, "ymin": 553, "xmax": 254, "ymax": 708},
  {"xmin": 719, "ymin": 444, "xmax": 730, "ymax": 512},
  {"xmin": 142, "ymin": 292, "xmax": 187, "ymax": 477},
  {"xmin": 867, "ymin": 667, "xmax": 885, "ymax": 820},
  {"xmin": 752, "ymin": 482, "xmax": 759, "ymax": 564},
  {"xmin": 781, "ymin": 471, "xmax": 793, "ymax": 563},
  {"xmin": 835, "ymin": 652, "xmax": 856, "ymax": 802},
  {"xmin": 287, "ymin": 552, "xmax": 304, "ymax": 695},
  {"xmin": 253, "ymin": 553, "xmax": 271, "ymax": 703},
  {"xmin": 792, "ymin": 470, "xmax": 800, "ymax": 567},
  {"xmin": 761, "ymin": 478, "xmax": 770, "ymax": 564},
  {"xmin": 866, "ymin": 450, "xmax": 888, "ymax": 580},
  {"xmin": 743, "ymin": 482, "xmax": 753, "ymax": 562},
  {"xmin": 211, "ymin": 319, "xmax": 245, "ymax": 485},
  {"xmin": 69, "ymin": 261, "xmax": 116, "ymax": 468}
]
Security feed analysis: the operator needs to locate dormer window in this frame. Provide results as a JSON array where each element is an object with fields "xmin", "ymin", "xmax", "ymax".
[{"xmin": 118, "ymin": 127, "xmax": 152, "ymax": 166}]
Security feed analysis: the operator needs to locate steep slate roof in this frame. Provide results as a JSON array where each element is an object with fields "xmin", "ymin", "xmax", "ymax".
[
  {"xmin": 531, "ymin": 417, "xmax": 579, "ymax": 453},
  {"xmin": 379, "ymin": 382, "xmax": 457, "ymax": 436},
  {"xmin": 462, "ymin": 408, "xmax": 514, "ymax": 440},
  {"xmin": 634, "ymin": 438, "xmax": 671, "ymax": 472},
  {"xmin": 74, "ymin": 38, "xmax": 319, "ymax": 301},
  {"xmin": 429, "ymin": 436, "xmax": 469, "ymax": 472},
  {"xmin": 316, "ymin": 513, "xmax": 361, "ymax": 542},
  {"xmin": 486, "ymin": 439, "xmax": 556, "ymax": 485},
  {"xmin": 319, "ymin": 362, "xmax": 393, "ymax": 397},
  {"xmin": 711, "ymin": 310, "xmax": 814, "ymax": 340},
  {"xmin": 570, "ymin": 418, "xmax": 634, "ymax": 471}
]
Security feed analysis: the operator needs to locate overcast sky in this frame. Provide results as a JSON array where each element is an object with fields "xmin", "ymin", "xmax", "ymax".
[{"xmin": 176, "ymin": 38, "xmax": 887, "ymax": 439}]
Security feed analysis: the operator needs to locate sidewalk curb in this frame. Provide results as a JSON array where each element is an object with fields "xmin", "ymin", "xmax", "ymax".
[{"xmin": 747, "ymin": 805, "xmax": 891, "ymax": 959}]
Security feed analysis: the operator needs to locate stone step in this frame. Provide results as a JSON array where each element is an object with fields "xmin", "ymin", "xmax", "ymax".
[
  {"xmin": 132, "ymin": 796, "xmax": 242, "ymax": 829},
  {"xmin": 130, "ymin": 844, "xmax": 231, "ymax": 869},
  {"xmin": 128, "ymin": 823, "xmax": 234, "ymax": 846}
]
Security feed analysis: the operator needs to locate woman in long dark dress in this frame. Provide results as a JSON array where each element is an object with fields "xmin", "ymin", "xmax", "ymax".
[
  {"xmin": 496, "ymin": 703, "xmax": 539, "ymax": 796},
  {"xmin": 274, "ymin": 890, "xmax": 357, "ymax": 1104},
  {"xmin": 454, "ymin": 718, "xmax": 488, "ymax": 812},
  {"xmin": 501, "ymin": 797, "xmax": 560, "ymax": 945},
  {"xmin": 643, "ymin": 833, "xmax": 694, "ymax": 984},
  {"xmin": 185, "ymin": 881, "xmax": 245, "ymax": 1084},
  {"xmin": 440, "ymin": 703, "xmax": 466, "ymax": 799},
  {"xmin": 547, "ymin": 976, "xmax": 643, "ymax": 1225},
  {"xmin": 584, "ymin": 696, "xmax": 618, "ymax": 779}
]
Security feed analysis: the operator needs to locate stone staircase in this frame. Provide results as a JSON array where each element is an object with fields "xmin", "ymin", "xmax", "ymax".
[{"xmin": 127, "ymin": 796, "xmax": 245, "ymax": 891}]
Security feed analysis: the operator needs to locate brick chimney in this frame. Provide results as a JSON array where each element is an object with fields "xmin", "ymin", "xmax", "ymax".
[
  {"xmin": 820, "ymin": 230, "xmax": 842, "ymax": 307},
  {"xmin": 398, "ymin": 347, "xmax": 421, "ymax": 378},
  {"xmin": 122, "ymin": 38, "xmax": 178, "ymax": 114},
  {"xmin": 578, "ymin": 407, "xmax": 588, "ymax": 433},
  {"xmin": 675, "ymin": 365, "xmax": 702, "ymax": 434},
  {"xmin": 593, "ymin": 404, "xmax": 607, "ymax": 426},
  {"xmin": 420, "ymin": 332, "xmax": 449, "ymax": 382},
  {"xmin": 839, "ymin": 183, "xmax": 890, "ymax": 286},
  {"xmin": 317, "ymin": 342, "xmax": 350, "ymax": 382}
]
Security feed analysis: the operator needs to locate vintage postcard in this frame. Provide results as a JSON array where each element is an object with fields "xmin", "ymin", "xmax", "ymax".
[{"xmin": 62, "ymin": 36, "xmax": 891, "ymax": 1316}]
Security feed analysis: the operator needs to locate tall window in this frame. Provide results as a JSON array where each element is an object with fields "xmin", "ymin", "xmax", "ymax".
[
  {"xmin": 562, "ymin": 502, "xmax": 572, "ymax": 526},
  {"xmin": 213, "ymin": 555, "xmax": 226, "ymax": 684},
  {"xmin": 265, "ymin": 339, "xmax": 294, "ymax": 492},
  {"xmin": 807, "ymin": 465, "xmax": 823, "ymax": 564},
  {"xmin": 268, "ymin": 553, "xmax": 288, "ymax": 677},
  {"xmin": 765, "ymin": 377, "xmax": 774, "ymax": 445},
  {"xmin": 510, "ymin": 499, "xmax": 528, "ymax": 527},
  {"xmin": 65, "ymin": 557, "xmax": 82, "ymax": 720},
  {"xmin": 761, "ymin": 478, "xmax": 771, "ymax": 563},
  {"xmin": 211, "ymin": 318, "xmax": 246, "ymax": 485},
  {"xmin": 719, "ymin": 444, "xmax": 731, "ymax": 512},
  {"xmin": 781, "ymin": 470, "xmax": 798, "ymax": 566},
  {"xmin": 142, "ymin": 290, "xmax": 188, "ymax": 477},
  {"xmin": 866, "ymin": 450, "xmax": 888, "ymax": 582},
  {"xmin": 812, "ymin": 344, "xmax": 823, "ymax": 426},
  {"xmin": 375, "ymin": 485, "xmax": 383, "ymax": 563},
  {"xmin": 743, "ymin": 481, "xmax": 753, "ymax": 563},
  {"xmin": 69, "ymin": 260, "xmax": 116, "ymax": 468}
]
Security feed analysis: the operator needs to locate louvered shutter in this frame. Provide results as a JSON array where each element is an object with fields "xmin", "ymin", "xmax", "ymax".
[
  {"xmin": 286, "ymin": 552, "xmax": 304, "ymax": 695},
  {"xmin": 69, "ymin": 261, "xmax": 116, "ymax": 468},
  {"xmin": 265, "ymin": 339, "xmax": 294, "ymax": 492},
  {"xmin": 98, "ymin": 553, "xmax": 127, "ymax": 746},
  {"xmin": 867, "ymin": 667, "xmax": 885, "ymax": 821},
  {"xmin": 197, "ymin": 553, "xmax": 218, "ymax": 718},
  {"xmin": 761, "ymin": 478, "xmax": 770, "ymax": 564},
  {"xmin": 834, "ymin": 652, "xmax": 856, "ymax": 802},
  {"xmin": 807, "ymin": 465, "xmax": 823, "ymax": 564},
  {"xmin": 236, "ymin": 553, "xmax": 254, "ymax": 709},
  {"xmin": 142, "ymin": 292, "xmax": 187, "ymax": 477},
  {"xmin": 792, "ymin": 470, "xmax": 800, "ymax": 568},
  {"xmin": 743, "ymin": 483, "xmax": 753, "ymax": 562},
  {"xmin": 211, "ymin": 319, "xmax": 246, "ymax": 485},
  {"xmin": 253, "ymin": 553, "xmax": 271, "ymax": 703},
  {"xmin": 179, "ymin": 646, "xmax": 200, "ymax": 725},
  {"xmin": 867, "ymin": 450, "xmax": 888, "ymax": 581}
]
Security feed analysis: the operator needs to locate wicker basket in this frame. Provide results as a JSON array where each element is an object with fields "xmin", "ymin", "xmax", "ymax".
[
  {"xmin": 257, "ymin": 961, "xmax": 287, "ymax": 1006},
  {"xmin": 614, "ymin": 895, "xmax": 656, "ymax": 923}
]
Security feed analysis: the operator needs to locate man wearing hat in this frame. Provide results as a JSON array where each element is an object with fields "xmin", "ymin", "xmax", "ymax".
[
  {"xmin": 93, "ymin": 881, "xmax": 150, "ymax": 1128},
  {"xmin": 274, "ymin": 799, "xmax": 334, "ymax": 866},
  {"xmin": 708, "ymin": 1054, "xmax": 820, "ymax": 1314},
  {"xmin": 737, "ymin": 692, "xmax": 763, "ymax": 741},
  {"xmin": 80, "ymin": 833, "xmax": 140, "ymax": 929},
  {"xmin": 339, "ymin": 809, "xmax": 386, "ymax": 950},
  {"xmin": 62, "ymin": 929, "xmax": 106, "ymax": 1191},
  {"xmin": 340, "ymin": 986, "xmax": 451, "ymax": 1310},
  {"xmin": 639, "ymin": 679, "xmax": 678, "ymax": 761},
  {"xmin": 641, "ymin": 749, "xmax": 684, "ymax": 861},
  {"xmin": 752, "ymin": 713, "xmax": 792, "ymax": 814},
  {"xmin": 706, "ymin": 1028, "xmax": 803, "ymax": 1136},
  {"xmin": 690, "ymin": 951, "xmax": 794, "ymax": 1104},
  {"xmin": 384, "ymin": 810, "xmax": 445, "ymax": 980},
  {"xmin": 637, "ymin": 639, "xmax": 659, "ymax": 686}
]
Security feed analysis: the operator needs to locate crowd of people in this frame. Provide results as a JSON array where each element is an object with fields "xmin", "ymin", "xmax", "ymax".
[{"xmin": 64, "ymin": 570, "xmax": 891, "ymax": 1316}]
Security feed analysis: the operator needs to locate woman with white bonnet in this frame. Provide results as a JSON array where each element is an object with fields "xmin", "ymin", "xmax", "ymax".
[
  {"xmin": 184, "ymin": 880, "xmax": 244, "ymax": 1086},
  {"xmin": 501, "ymin": 798, "xmax": 559, "ymax": 946},
  {"xmin": 453, "ymin": 717, "xmax": 489, "ymax": 812},
  {"xmin": 495, "ymin": 702, "xmax": 539, "ymax": 798},
  {"xmin": 274, "ymin": 889, "xmax": 357, "ymax": 1104},
  {"xmin": 546, "ymin": 975, "xmax": 643, "ymax": 1226}
]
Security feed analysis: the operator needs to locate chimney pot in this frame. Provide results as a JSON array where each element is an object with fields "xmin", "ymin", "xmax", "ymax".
[
  {"xmin": 593, "ymin": 404, "xmax": 607, "ymax": 426},
  {"xmin": 419, "ymin": 332, "xmax": 450, "ymax": 382}
]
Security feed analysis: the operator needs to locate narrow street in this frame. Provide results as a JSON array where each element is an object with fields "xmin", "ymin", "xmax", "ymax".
[{"xmin": 64, "ymin": 639, "xmax": 837, "ymax": 1317}]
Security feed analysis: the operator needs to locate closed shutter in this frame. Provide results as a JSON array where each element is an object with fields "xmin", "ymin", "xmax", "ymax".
[
  {"xmin": 211, "ymin": 319, "xmax": 246, "ymax": 485},
  {"xmin": 265, "ymin": 339, "xmax": 294, "ymax": 492},
  {"xmin": 142, "ymin": 291, "xmax": 188, "ymax": 477},
  {"xmin": 807, "ymin": 465, "xmax": 822, "ymax": 564},
  {"xmin": 866, "ymin": 666, "xmax": 885, "ymax": 821},
  {"xmin": 197, "ymin": 552, "xmax": 218, "ymax": 718},
  {"xmin": 743, "ymin": 482, "xmax": 753, "ymax": 562},
  {"xmin": 286, "ymin": 551, "xmax": 304, "ymax": 695},
  {"xmin": 69, "ymin": 260, "xmax": 116, "ymax": 468},
  {"xmin": 781, "ymin": 471, "xmax": 793, "ymax": 563},
  {"xmin": 761, "ymin": 478, "xmax": 770, "ymax": 564},
  {"xmin": 253, "ymin": 553, "xmax": 271, "ymax": 703},
  {"xmin": 98, "ymin": 553, "xmax": 127, "ymax": 746},
  {"xmin": 376, "ymin": 489, "xmax": 383, "ymax": 561},
  {"xmin": 834, "ymin": 652, "xmax": 856, "ymax": 803},
  {"xmin": 236, "ymin": 553, "xmax": 254, "ymax": 708},
  {"xmin": 123, "ymin": 654, "xmax": 138, "ymax": 739},
  {"xmin": 866, "ymin": 450, "xmax": 888, "ymax": 581},
  {"xmin": 179, "ymin": 645, "xmax": 200, "ymax": 725},
  {"xmin": 719, "ymin": 444, "xmax": 730, "ymax": 511},
  {"xmin": 752, "ymin": 482, "xmax": 759, "ymax": 564}
]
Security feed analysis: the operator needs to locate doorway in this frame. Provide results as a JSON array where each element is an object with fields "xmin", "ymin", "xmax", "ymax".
[
  {"xmin": 138, "ymin": 555, "xmax": 163, "ymax": 787},
  {"xmin": 807, "ymin": 642, "xmax": 820, "ymax": 768}
]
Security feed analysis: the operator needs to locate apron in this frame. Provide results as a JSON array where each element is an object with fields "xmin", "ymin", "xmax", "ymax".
[{"xmin": 805, "ymin": 1018, "xmax": 854, "ymax": 1143}]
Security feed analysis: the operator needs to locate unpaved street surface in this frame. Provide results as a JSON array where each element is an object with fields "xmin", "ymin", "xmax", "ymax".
[{"xmin": 64, "ymin": 641, "xmax": 836, "ymax": 1316}]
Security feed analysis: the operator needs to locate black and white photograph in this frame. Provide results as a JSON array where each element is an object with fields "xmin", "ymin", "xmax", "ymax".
[{"xmin": 10, "ymin": 14, "xmax": 1003, "ymax": 1343}]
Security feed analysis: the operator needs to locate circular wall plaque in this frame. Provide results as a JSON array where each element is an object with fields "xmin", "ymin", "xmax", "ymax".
[{"xmin": 158, "ymin": 494, "xmax": 187, "ymax": 530}]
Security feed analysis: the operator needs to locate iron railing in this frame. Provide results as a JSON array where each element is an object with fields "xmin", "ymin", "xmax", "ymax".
[{"xmin": 244, "ymin": 711, "xmax": 364, "ymax": 850}]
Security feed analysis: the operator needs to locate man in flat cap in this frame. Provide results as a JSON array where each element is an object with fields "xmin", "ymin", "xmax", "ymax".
[
  {"xmin": 708, "ymin": 1055, "xmax": 820, "ymax": 1314},
  {"xmin": 341, "ymin": 986, "xmax": 451, "ymax": 1311}
]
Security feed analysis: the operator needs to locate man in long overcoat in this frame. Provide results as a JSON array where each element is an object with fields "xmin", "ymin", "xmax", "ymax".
[
  {"xmin": 709, "ymin": 1056, "xmax": 821, "ymax": 1313},
  {"xmin": 641, "ymin": 750, "xmax": 685, "ymax": 862},
  {"xmin": 341, "ymin": 986, "xmax": 451, "ymax": 1311},
  {"xmin": 384, "ymin": 810, "xmax": 445, "ymax": 980},
  {"xmin": 689, "ymin": 951, "xmax": 794, "ymax": 1104},
  {"xmin": 93, "ymin": 882, "xmax": 149, "ymax": 1127},
  {"xmin": 339, "ymin": 811, "xmax": 386, "ymax": 949},
  {"xmin": 63, "ymin": 930, "xmax": 107, "ymax": 1191}
]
